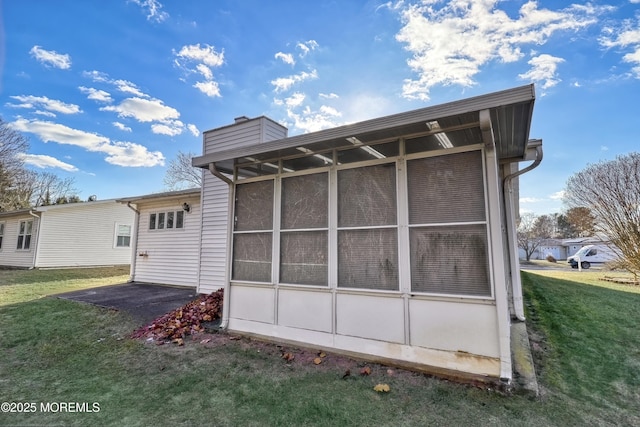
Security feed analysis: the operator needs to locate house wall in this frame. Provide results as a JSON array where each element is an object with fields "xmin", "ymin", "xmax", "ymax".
[
  {"xmin": 198, "ymin": 116, "xmax": 288, "ymax": 294},
  {"xmin": 35, "ymin": 202, "xmax": 134, "ymax": 268},
  {"xmin": 0, "ymin": 214, "xmax": 39, "ymax": 268},
  {"xmin": 132, "ymin": 194, "xmax": 201, "ymax": 287}
]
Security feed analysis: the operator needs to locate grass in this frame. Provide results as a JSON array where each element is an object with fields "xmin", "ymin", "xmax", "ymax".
[{"xmin": 1, "ymin": 267, "xmax": 639, "ymax": 426}]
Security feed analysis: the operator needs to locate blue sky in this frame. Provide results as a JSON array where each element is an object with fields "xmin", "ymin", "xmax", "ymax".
[{"xmin": 1, "ymin": 0, "xmax": 639, "ymax": 215}]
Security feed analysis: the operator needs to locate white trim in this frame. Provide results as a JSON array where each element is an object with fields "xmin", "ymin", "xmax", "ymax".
[{"xmin": 113, "ymin": 222, "xmax": 132, "ymax": 249}]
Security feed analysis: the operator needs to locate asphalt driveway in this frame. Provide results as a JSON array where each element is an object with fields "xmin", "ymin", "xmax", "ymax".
[{"xmin": 56, "ymin": 282, "xmax": 198, "ymax": 324}]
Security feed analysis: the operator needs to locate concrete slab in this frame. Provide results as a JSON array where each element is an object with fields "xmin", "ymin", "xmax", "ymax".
[
  {"xmin": 56, "ymin": 282, "xmax": 198, "ymax": 324},
  {"xmin": 511, "ymin": 321, "xmax": 539, "ymax": 397}
]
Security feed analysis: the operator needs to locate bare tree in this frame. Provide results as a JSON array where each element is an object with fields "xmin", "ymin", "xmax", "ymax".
[
  {"xmin": 29, "ymin": 172, "xmax": 79, "ymax": 207},
  {"xmin": 517, "ymin": 213, "xmax": 554, "ymax": 261},
  {"xmin": 0, "ymin": 117, "xmax": 30, "ymax": 211},
  {"xmin": 565, "ymin": 206, "xmax": 596, "ymax": 237},
  {"xmin": 565, "ymin": 152, "xmax": 640, "ymax": 277},
  {"xmin": 163, "ymin": 151, "xmax": 202, "ymax": 190}
]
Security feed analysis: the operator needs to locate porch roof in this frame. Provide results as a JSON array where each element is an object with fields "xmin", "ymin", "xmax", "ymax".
[{"xmin": 193, "ymin": 84, "xmax": 536, "ymax": 175}]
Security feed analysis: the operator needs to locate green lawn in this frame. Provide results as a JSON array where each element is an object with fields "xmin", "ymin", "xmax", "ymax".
[{"xmin": 1, "ymin": 267, "xmax": 639, "ymax": 426}]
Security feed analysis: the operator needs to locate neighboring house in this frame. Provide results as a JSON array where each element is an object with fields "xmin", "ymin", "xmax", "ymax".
[
  {"xmin": 0, "ymin": 200, "xmax": 134, "ymax": 269},
  {"xmin": 191, "ymin": 84, "xmax": 541, "ymax": 383},
  {"xmin": 116, "ymin": 188, "xmax": 201, "ymax": 287},
  {"xmin": 519, "ymin": 238, "xmax": 566, "ymax": 260}
]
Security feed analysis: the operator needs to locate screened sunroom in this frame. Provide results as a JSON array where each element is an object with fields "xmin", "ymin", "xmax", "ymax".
[{"xmin": 193, "ymin": 84, "xmax": 540, "ymax": 382}]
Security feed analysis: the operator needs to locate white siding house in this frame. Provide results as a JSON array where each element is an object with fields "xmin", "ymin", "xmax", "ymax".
[
  {"xmin": 0, "ymin": 200, "xmax": 134, "ymax": 269},
  {"xmin": 0, "ymin": 210, "xmax": 40, "ymax": 268},
  {"xmin": 192, "ymin": 85, "xmax": 542, "ymax": 384},
  {"xmin": 117, "ymin": 189, "xmax": 201, "ymax": 287}
]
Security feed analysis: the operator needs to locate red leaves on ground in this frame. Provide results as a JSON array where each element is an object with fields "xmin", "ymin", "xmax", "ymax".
[{"xmin": 130, "ymin": 289, "xmax": 224, "ymax": 343}]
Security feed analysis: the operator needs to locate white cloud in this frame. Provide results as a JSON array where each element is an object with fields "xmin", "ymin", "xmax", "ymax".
[
  {"xmin": 100, "ymin": 97, "xmax": 180, "ymax": 123},
  {"xmin": 187, "ymin": 124, "xmax": 200, "ymax": 137},
  {"xmin": 286, "ymin": 105, "xmax": 343, "ymax": 133},
  {"xmin": 29, "ymin": 46, "xmax": 71, "ymax": 69},
  {"xmin": 599, "ymin": 22, "xmax": 640, "ymax": 78},
  {"xmin": 520, "ymin": 197, "xmax": 544, "ymax": 203},
  {"xmin": 79, "ymin": 86, "xmax": 113, "ymax": 103},
  {"xmin": 275, "ymin": 52, "xmax": 295, "ymax": 65},
  {"xmin": 395, "ymin": 1, "xmax": 605, "ymax": 100},
  {"xmin": 113, "ymin": 122, "xmax": 132, "ymax": 132},
  {"xmin": 34, "ymin": 110, "xmax": 56, "ymax": 118},
  {"xmin": 549, "ymin": 191, "xmax": 566, "ymax": 200},
  {"xmin": 271, "ymin": 69, "xmax": 318, "ymax": 92},
  {"xmin": 279, "ymin": 92, "xmax": 306, "ymax": 108},
  {"xmin": 196, "ymin": 64, "xmax": 213, "ymax": 80},
  {"xmin": 174, "ymin": 44, "xmax": 225, "ymax": 97},
  {"xmin": 518, "ymin": 54, "xmax": 565, "ymax": 89},
  {"xmin": 193, "ymin": 80, "xmax": 221, "ymax": 97},
  {"xmin": 297, "ymin": 40, "xmax": 319, "ymax": 57},
  {"xmin": 130, "ymin": 0, "xmax": 168, "ymax": 23},
  {"xmin": 8, "ymin": 95, "xmax": 81, "ymax": 115},
  {"xmin": 17, "ymin": 153, "xmax": 79, "ymax": 172},
  {"xmin": 83, "ymin": 70, "xmax": 110, "ymax": 83},
  {"xmin": 10, "ymin": 118, "xmax": 164, "ymax": 167},
  {"xmin": 151, "ymin": 120, "xmax": 184, "ymax": 136},
  {"xmin": 319, "ymin": 93, "xmax": 339, "ymax": 99},
  {"xmin": 113, "ymin": 79, "xmax": 147, "ymax": 97},
  {"xmin": 176, "ymin": 44, "xmax": 225, "ymax": 67},
  {"xmin": 600, "ymin": 145, "xmax": 609, "ymax": 151}
]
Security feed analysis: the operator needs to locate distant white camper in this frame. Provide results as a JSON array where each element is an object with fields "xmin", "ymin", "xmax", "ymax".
[{"xmin": 567, "ymin": 244, "xmax": 619, "ymax": 269}]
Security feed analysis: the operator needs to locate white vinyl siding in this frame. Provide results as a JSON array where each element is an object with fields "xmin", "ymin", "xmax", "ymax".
[
  {"xmin": 0, "ymin": 215, "xmax": 39, "ymax": 268},
  {"xmin": 34, "ymin": 202, "xmax": 134, "ymax": 268},
  {"xmin": 198, "ymin": 116, "xmax": 287, "ymax": 294},
  {"xmin": 198, "ymin": 173, "xmax": 231, "ymax": 294},
  {"xmin": 133, "ymin": 196, "xmax": 200, "ymax": 287}
]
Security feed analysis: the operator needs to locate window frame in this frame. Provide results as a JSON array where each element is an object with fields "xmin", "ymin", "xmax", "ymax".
[
  {"xmin": 0, "ymin": 221, "xmax": 4, "ymax": 250},
  {"xmin": 16, "ymin": 220, "xmax": 33, "ymax": 251},
  {"xmin": 148, "ymin": 210, "xmax": 185, "ymax": 231},
  {"xmin": 114, "ymin": 223, "xmax": 132, "ymax": 248}
]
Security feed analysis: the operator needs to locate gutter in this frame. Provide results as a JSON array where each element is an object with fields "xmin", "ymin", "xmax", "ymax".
[
  {"xmin": 503, "ymin": 141, "xmax": 543, "ymax": 321},
  {"xmin": 124, "ymin": 202, "xmax": 140, "ymax": 283},
  {"xmin": 208, "ymin": 163, "xmax": 234, "ymax": 330},
  {"xmin": 28, "ymin": 210, "xmax": 41, "ymax": 269}
]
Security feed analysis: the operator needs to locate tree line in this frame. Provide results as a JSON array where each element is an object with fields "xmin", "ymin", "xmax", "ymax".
[{"xmin": 0, "ymin": 117, "xmax": 81, "ymax": 212}]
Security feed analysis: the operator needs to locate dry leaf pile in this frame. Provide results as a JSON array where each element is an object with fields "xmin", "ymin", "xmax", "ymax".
[{"xmin": 131, "ymin": 289, "xmax": 224, "ymax": 343}]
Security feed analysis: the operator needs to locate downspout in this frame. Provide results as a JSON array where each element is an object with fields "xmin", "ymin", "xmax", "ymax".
[
  {"xmin": 208, "ymin": 163, "xmax": 234, "ymax": 330},
  {"xmin": 503, "ymin": 143, "xmax": 543, "ymax": 321},
  {"xmin": 28, "ymin": 210, "xmax": 40, "ymax": 269},
  {"xmin": 125, "ymin": 202, "xmax": 140, "ymax": 283}
]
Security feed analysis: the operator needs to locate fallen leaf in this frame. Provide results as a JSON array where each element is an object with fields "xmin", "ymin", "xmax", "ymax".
[
  {"xmin": 313, "ymin": 357, "xmax": 322, "ymax": 365},
  {"xmin": 200, "ymin": 338, "xmax": 212, "ymax": 344},
  {"xmin": 203, "ymin": 314, "xmax": 212, "ymax": 322},
  {"xmin": 318, "ymin": 352, "xmax": 326, "ymax": 358},
  {"xmin": 173, "ymin": 338, "xmax": 184, "ymax": 346},
  {"xmin": 360, "ymin": 366, "xmax": 372, "ymax": 376},
  {"xmin": 373, "ymin": 383, "xmax": 391, "ymax": 393},
  {"xmin": 342, "ymin": 369, "xmax": 351, "ymax": 379},
  {"xmin": 282, "ymin": 352, "xmax": 295, "ymax": 362},
  {"xmin": 386, "ymin": 369, "xmax": 395, "ymax": 376}
]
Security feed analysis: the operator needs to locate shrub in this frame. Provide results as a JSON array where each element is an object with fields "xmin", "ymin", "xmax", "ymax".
[{"xmin": 546, "ymin": 255, "xmax": 557, "ymax": 263}]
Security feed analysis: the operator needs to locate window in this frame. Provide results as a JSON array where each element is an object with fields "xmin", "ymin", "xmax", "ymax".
[
  {"xmin": 337, "ymin": 163, "xmax": 398, "ymax": 290},
  {"xmin": 17, "ymin": 220, "xmax": 33, "ymax": 250},
  {"xmin": 149, "ymin": 210, "xmax": 185, "ymax": 231},
  {"xmin": 0, "ymin": 222, "xmax": 4, "ymax": 249},
  {"xmin": 407, "ymin": 151, "xmax": 490, "ymax": 296},
  {"xmin": 228, "ymin": 145, "xmax": 491, "ymax": 298},
  {"xmin": 232, "ymin": 180, "xmax": 274, "ymax": 282},
  {"xmin": 115, "ymin": 224, "xmax": 131, "ymax": 247},
  {"xmin": 280, "ymin": 172, "xmax": 328, "ymax": 286}
]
